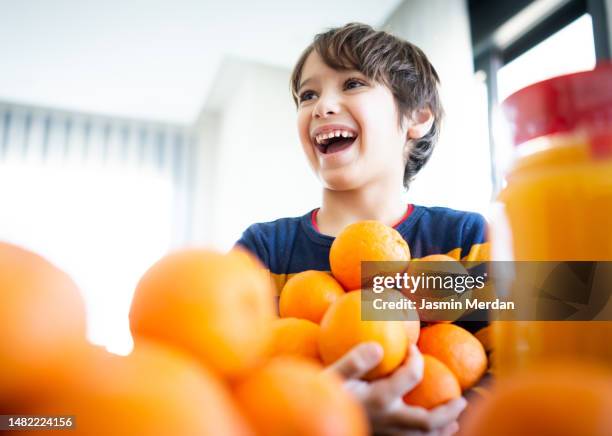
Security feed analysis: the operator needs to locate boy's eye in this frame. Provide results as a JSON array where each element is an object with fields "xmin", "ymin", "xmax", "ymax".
[
  {"xmin": 344, "ymin": 79, "xmax": 365, "ymax": 90},
  {"xmin": 299, "ymin": 90, "xmax": 316, "ymax": 102}
]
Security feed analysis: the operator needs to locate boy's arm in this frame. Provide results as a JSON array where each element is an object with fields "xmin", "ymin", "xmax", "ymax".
[
  {"xmin": 235, "ymin": 225, "xmax": 270, "ymax": 268},
  {"xmin": 235, "ymin": 226, "xmax": 282, "ymax": 313}
]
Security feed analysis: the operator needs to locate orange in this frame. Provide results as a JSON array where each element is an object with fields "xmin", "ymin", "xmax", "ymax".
[
  {"xmin": 234, "ymin": 357, "xmax": 368, "ymax": 436},
  {"xmin": 279, "ymin": 270, "xmax": 345, "ymax": 323},
  {"xmin": 474, "ymin": 325, "xmax": 493, "ymax": 353},
  {"xmin": 403, "ymin": 354, "xmax": 461, "ymax": 409},
  {"xmin": 129, "ymin": 247, "xmax": 276, "ymax": 380},
  {"xmin": 415, "ymin": 254, "xmax": 458, "ymax": 262},
  {"xmin": 362, "ymin": 288, "xmax": 420, "ymax": 347},
  {"xmin": 0, "ymin": 242, "xmax": 87, "ymax": 406},
  {"xmin": 319, "ymin": 290, "xmax": 409, "ymax": 380},
  {"xmin": 268, "ymin": 318, "xmax": 321, "ymax": 362},
  {"xmin": 329, "ymin": 220, "xmax": 410, "ymax": 290},
  {"xmin": 20, "ymin": 342, "xmax": 253, "ymax": 436},
  {"xmin": 460, "ymin": 361, "xmax": 612, "ymax": 436},
  {"xmin": 408, "ymin": 254, "xmax": 470, "ymax": 323},
  {"xmin": 418, "ymin": 323, "xmax": 487, "ymax": 390}
]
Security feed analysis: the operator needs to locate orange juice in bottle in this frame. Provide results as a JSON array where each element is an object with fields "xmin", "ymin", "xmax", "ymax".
[{"xmin": 492, "ymin": 65, "xmax": 612, "ymax": 375}]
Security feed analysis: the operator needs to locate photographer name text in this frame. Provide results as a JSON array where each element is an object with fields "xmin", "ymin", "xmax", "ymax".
[{"xmin": 371, "ymin": 297, "xmax": 515, "ymax": 311}]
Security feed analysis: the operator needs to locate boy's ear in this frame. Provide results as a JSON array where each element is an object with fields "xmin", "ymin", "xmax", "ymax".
[{"xmin": 407, "ymin": 108, "xmax": 434, "ymax": 139}]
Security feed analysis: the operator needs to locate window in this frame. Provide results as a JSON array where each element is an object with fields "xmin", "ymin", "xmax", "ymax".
[
  {"xmin": 497, "ymin": 14, "xmax": 596, "ymax": 102},
  {"xmin": 0, "ymin": 162, "xmax": 174, "ymax": 355},
  {"xmin": 0, "ymin": 106, "xmax": 192, "ymax": 355}
]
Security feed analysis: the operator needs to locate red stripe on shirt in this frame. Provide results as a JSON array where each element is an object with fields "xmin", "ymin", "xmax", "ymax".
[{"xmin": 311, "ymin": 204, "xmax": 414, "ymax": 233}]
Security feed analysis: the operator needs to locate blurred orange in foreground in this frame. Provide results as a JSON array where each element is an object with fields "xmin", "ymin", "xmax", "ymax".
[
  {"xmin": 418, "ymin": 323, "xmax": 487, "ymax": 391},
  {"xmin": 460, "ymin": 361, "xmax": 612, "ymax": 436},
  {"xmin": 279, "ymin": 270, "xmax": 345, "ymax": 323},
  {"xmin": 268, "ymin": 318, "xmax": 321, "ymax": 362},
  {"xmin": 319, "ymin": 290, "xmax": 409, "ymax": 380},
  {"xmin": 23, "ymin": 343, "xmax": 253, "ymax": 436},
  {"xmin": 403, "ymin": 355, "xmax": 461, "ymax": 409},
  {"xmin": 0, "ymin": 242, "xmax": 87, "ymax": 406},
  {"xmin": 234, "ymin": 357, "xmax": 368, "ymax": 436},
  {"xmin": 330, "ymin": 220, "xmax": 410, "ymax": 290},
  {"xmin": 129, "ymin": 248, "xmax": 276, "ymax": 380}
]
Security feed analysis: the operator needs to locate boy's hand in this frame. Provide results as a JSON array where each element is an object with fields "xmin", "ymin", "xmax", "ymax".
[{"xmin": 325, "ymin": 343, "xmax": 466, "ymax": 436}]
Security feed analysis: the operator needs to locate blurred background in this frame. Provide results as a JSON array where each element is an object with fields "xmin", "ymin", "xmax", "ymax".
[{"xmin": 0, "ymin": 0, "xmax": 609, "ymax": 354}]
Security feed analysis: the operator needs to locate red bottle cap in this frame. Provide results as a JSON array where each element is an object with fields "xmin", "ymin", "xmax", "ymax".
[{"xmin": 501, "ymin": 63, "xmax": 612, "ymax": 155}]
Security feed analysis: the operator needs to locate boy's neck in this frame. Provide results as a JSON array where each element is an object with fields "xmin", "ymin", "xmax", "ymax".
[{"xmin": 317, "ymin": 181, "xmax": 407, "ymax": 237}]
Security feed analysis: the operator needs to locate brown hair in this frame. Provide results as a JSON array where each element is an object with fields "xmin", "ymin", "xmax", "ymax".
[{"xmin": 290, "ymin": 23, "xmax": 443, "ymax": 189}]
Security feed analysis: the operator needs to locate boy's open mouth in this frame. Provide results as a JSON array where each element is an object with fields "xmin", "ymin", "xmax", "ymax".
[{"xmin": 313, "ymin": 129, "xmax": 358, "ymax": 154}]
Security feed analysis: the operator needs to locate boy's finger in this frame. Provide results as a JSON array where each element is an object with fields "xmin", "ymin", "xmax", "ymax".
[
  {"xmin": 384, "ymin": 404, "xmax": 431, "ymax": 431},
  {"xmin": 375, "ymin": 420, "xmax": 459, "ymax": 436},
  {"xmin": 385, "ymin": 397, "xmax": 466, "ymax": 432},
  {"xmin": 425, "ymin": 397, "xmax": 467, "ymax": 429},
  {"xmin": 325, "ymin": 342, "xmax": 384, "ymax": 380},
  {"xmin": 373, "ymin": 345, "xmax": 424, "ymax": 399},
  {"xmin": 440, "ymin": 421, "xmax": 460, "ymax": 436}
]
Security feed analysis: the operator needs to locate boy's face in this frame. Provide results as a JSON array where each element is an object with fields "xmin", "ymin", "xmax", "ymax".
[{"xmin": 296, "ymin": 51, "xmax": 409, "ymax": 191}]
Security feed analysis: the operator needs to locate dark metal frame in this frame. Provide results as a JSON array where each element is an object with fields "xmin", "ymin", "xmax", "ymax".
[{"xmin": 468, "ymin": 0, "xmax": 610, "ymax": 192}]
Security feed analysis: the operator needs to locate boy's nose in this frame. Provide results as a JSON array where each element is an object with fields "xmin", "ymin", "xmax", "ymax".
[{"xmin": 313, "ymin": 95, "xmax": 341, "ymax": 119}]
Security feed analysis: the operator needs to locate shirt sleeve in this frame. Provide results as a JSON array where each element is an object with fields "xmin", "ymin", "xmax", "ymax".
[
  {"xmin": 235, "ymin": 225, "xmax": 270, "ymax": 269},
  {"xmin": 461, "ymin": 213, "xmax": 490, "ymax": 262},
  {"xmin": 235, "ymin": 225, "xmax": 280, "ymax": 313}
]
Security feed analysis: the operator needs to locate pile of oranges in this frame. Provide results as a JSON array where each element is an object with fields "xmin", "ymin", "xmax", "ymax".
[
  {"xmin": 278, "ymin": 220, "xmax": 488, "ymax": 410},
  {"xmin": 0, "ymin": 242, "xmax": 366, "ymax": 435},
  {"xmin": 0, "ymin": 220, "xmax": 487, "ymax": 435}
]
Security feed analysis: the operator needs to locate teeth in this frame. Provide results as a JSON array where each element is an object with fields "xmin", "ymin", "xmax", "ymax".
[{"xmin": 314, "ymin": 129, "xmax": 356, "ymax": 145}]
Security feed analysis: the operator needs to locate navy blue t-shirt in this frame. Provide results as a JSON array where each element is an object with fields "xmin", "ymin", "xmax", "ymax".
[{"xmin": 237, "ymin": 204, "xmax": 489, "ymax": 294}]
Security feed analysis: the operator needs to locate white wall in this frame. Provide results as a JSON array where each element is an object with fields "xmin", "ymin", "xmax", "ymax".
[
  {"xmin": 191, "ymin": 111, "xmax": 220, "ymax": 246},
  {"xmin": 193, "ymin": 60, "xmax": 320, "ymax": 251},
  {"xmin": 384, "ymin": 0, "xmax": 493, "ymax": 214}
]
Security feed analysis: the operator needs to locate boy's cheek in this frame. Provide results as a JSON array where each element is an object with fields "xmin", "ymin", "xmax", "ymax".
[
  {"xmin": 299, "ymin": 136, "xmax": 314, "ymax": 155},
  {"xmin": 300, "ymin": 143, "xmax": 319, "ymax": 171},
  {"xmin": 298, "ymin": 133, "xmax": 316, "ymax": 155}
]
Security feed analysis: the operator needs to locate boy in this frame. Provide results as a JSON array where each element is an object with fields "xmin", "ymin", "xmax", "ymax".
[{"xmin": 237, "ymin": 23, "xmax": 488, "ymax": 435}]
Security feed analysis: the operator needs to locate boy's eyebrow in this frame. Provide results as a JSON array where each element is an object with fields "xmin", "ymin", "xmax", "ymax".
[{"xmin": 297, "ymin": 77, "xmax": 313, "ymax": 92}]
